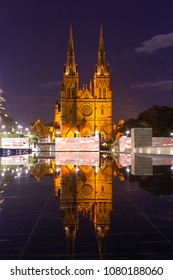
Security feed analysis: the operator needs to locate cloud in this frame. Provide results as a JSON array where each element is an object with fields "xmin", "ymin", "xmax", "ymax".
[
  {"xmin": 38, "ymin": 80, "xmax": 62, "ymax": 90},
  {"xmin": 130, "ymin": 80, "xmax": 173, "ymax": 91},
  {"xmin": 135, "ymin": 33, "xmax": 173, "ymax": 54}
]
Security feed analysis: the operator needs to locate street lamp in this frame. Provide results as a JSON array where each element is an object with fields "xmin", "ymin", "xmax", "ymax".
[
  {"xmin": 56, "ymin": 131, "xmax": 61, "ymax": 137},
  {"xmin": 126, "ymin": 130, "xmax": 130, "ymax": 137},
  {"xmin": 1, "ymin": 125, "xmax": 5, "ymax": 134},
  {"xmin": 75, "ymin": 130, "xmax": 80, "ymax": 137},
  {"xmin": 95, "ymin": 130, "xmax": 99, "ymax": 136}
]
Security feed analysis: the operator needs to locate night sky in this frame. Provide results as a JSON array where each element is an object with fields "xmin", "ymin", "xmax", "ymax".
[{"xmin": 0, "ymin": 0, "xmax": 173, "ymax": 127}]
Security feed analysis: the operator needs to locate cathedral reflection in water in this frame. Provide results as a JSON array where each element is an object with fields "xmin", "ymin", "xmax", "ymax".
[
  {"xmin": 0, "ymin": 152, "xmax": 173, "ymax": 259},
  {"xmin": 31, "ymin": 153, "xmax": 123, "ymax": 256}
]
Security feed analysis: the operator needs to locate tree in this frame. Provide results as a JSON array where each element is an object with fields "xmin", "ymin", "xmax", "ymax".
[{"xmin": 122, "ymin": 105, "xmax": 173, "ymax": 137}]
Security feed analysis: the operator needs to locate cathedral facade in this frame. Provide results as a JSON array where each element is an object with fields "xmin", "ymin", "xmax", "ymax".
[{"xmin": 54, "ymin": 25, "xmax": 113, "ymax": 143}]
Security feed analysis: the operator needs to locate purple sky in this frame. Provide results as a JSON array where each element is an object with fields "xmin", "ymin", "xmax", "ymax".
[{"xmin": 0, "ymin": 0, "xmax": 173, "ymax": 126}]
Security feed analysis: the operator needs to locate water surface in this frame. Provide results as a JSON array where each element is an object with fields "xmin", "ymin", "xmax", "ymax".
[{"xmin": 0, "ymin": 153, "xmax": 173, "ymax": 260}]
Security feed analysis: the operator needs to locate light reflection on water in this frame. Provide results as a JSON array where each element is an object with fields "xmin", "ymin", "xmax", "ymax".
[{"xmin": 0, "ymin": 152, "xmax": 173, "ymax": 260}]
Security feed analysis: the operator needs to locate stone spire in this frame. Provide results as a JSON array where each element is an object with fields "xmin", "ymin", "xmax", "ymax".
[
  {"xmin": 95, "ymin": 24, "xmax": 109, "ymax": 76},
  {"xmin": 97, "ymin": 24, "xmax": 106, "ymax": 66},
  {"xmin": 65, "ymin": 24, "xmax": 77, "ymax": 75}
]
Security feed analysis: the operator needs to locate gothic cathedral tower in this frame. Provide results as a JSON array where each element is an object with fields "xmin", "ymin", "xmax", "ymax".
[
  {"xmin": 55, "ymin": 24, "xmax": 113, "ymax": 143},
  {"xmin": 94, "ymin": 25, "xmax": 113, "ymax": 143},
  {"xmin": 60, "ymin": 24, "xmax": 79, "ymax": 138}
]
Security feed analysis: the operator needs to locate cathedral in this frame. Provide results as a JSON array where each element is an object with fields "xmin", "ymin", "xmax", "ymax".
[{"xmin": 54, "ymin": 25, "xmax": 114, "ymax": 143}]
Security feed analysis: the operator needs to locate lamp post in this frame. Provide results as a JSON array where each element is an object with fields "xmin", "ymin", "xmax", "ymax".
[
  {"xmin": 1, "ymin": 125, "xmax": 5, "ymax": 134},
  {"xmin": 75, "ymin": 130, "xmax": 80, "ymax": 138},
  {"xmin": 95, "ymin": 130, "xmax": 99, "ymax": 136},
  {"xmin": 126, "ymin": 130, "xmax": 130, "ymax": 137},
  {"xmin": 56, "ymin": 131, "xmax": 61, "ymax": 137}
]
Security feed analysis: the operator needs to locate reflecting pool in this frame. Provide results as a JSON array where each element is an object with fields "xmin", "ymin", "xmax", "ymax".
[{"xmin": 0, "ymin": 152, "xmax": 173, "ymax": 260}]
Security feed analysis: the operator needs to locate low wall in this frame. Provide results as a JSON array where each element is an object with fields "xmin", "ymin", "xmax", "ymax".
[
  {"xmin": 152, "ymin": 137, "xmax": 173, "ymax": 146},
  {"xmin": 118, "ymin": 153, "xmax": 173, "ymax": 167},
  {"xmin": 133, "ymin": 146, "xmax": 173, "ymax": 155},
  {"xmin": 119, "ymin": 136, "xmax": 173, "ymax": 155},
  {"xmin": 55, "ymin": 136, "xmax": 100, "ymax": 151},
  {"xmin": 1, "ymin": 137, "xmax": 30, "ymax": 149}
]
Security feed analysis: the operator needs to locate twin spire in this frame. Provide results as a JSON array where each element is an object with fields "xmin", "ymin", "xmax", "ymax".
[
  {"xmin": 66, "ymin": 24, "xmax": 107, "ymax": 76},
  {"xmin": 66, "ymin": 24, "xmax": 77, "ymax": 75},
  {"xmin": 97, "ymin": 24, "xmax": 106, "ymax": 66}
]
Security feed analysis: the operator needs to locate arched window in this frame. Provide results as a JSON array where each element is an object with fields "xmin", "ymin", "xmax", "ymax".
[
  {"xmin": 67, "ymin": 87, "xmax": 70, "ymax": 98},
  {"xmin": 103, "ymin": 87, "xmax": 106, "ymax": 98},
  {"xmin": 98, "ymin": 87, "xmax": 102, "ymax": 98},
  {"xmin": 72, "ymin": 87, "xmax": 75, "ymax": 98},
  {"xmin": 101, "ymin": 105, "xmax": 104, "ymax": 115}
]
